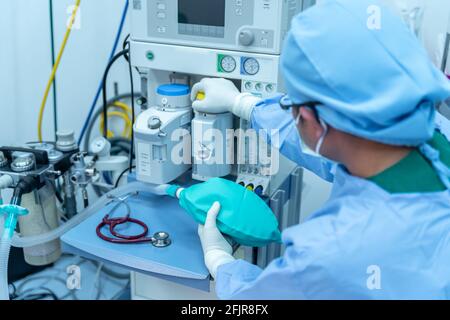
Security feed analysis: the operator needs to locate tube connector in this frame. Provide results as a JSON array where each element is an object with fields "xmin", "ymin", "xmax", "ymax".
[{"xmin": 0, "ymin": 205, "xmax": 29, "ymax": 240}]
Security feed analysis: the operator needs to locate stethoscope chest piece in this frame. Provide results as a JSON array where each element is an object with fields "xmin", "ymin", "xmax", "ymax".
[{"xmin": 152, "ymin": 231, "xmax": 171, "ymax": 248}]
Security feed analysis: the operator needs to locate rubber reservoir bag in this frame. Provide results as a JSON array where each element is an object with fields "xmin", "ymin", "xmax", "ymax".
[{"xmin": 177, "ymin": 178, "xmax": 282, "ymax": 247}]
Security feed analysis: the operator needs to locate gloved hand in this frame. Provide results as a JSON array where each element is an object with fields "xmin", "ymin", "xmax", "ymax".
[
  {"xmin": 198, "ymin": 201, "xmax": 235, "ymax": 278},
  {"xmin": 191, "ymin": 78, "xmax": 262, "ymax": 121}
]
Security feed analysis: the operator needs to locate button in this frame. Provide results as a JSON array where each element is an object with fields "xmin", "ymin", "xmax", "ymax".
[
  {"xmin": 244, "ymin": 82, "xmax": 253, "ymax": 90},
  {"xmin": 157, "ymin": 26, "xmax": 166, "ymax": 33},
  {"xmin": 148, "ymin": 117, "xmax": 162, "ymax": 130},
  {"xmin": 255, "ymin": 186, "xmax": 264, "ymax": 196},
  {"xmin": 201, "ymin": 26, "xmax": 209, "ymax": 36},
  {"xmin": 255, "ymin": 83, "xmax": 263, "ymax": 92},
  {"xmin": 157, "ymin": 12, "xmax": 166, "ymax": 19},
  {"xmin": 266, "ymin": 84, "xmax": 274, "ymax": 93},
  {"xmin": 157, "ymin": 3, "xmax": 166, "ymax": 10},
  {"xmin": 239, "ymin": 30, "xmax": 255, "ymax": 46},
  {"xmin": 236, "ymin": 8, "xmax": 243, "ymax": 15},
  {"xmin": 246, "ymin": 184, "xmax": 254, "ymax": 191},
  {"xmin": 146, "ymin": 51, "xmax": 155, "ymax": 60}
]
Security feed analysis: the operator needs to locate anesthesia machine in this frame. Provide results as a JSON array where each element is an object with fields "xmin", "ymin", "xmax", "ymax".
[{"xmin": 1, "ymin": 0, "xmax": 316, "ymax": 300}]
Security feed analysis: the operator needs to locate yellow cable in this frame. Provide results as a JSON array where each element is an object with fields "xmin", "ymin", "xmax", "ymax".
[
  {"xmin": 112, "ymin": 101, "xmax": 132, "ymax": 117},
  {"xmin": 99, "ymin": 111, "xmax": 132, "ymax": 139},
  {"xmin": 37, "ymin": 0, "xmax": 81, "ymax": 141},
  {"xmin": 98, "ymin": 101, "xmax": 132, "ymax": 138}
]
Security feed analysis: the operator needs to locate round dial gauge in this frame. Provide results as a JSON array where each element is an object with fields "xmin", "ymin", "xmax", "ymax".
[
  {"xmin": 243, "ymin": 58, "xmax": 260, "ymax": 75},
  {"xmin": 220, "ymin": 55, "xmax": 237, "ymax": 73}
]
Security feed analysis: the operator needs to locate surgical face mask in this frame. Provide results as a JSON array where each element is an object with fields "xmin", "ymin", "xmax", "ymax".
[{"xmin": 296, "ymin": 112, "xmax": 328, "ymax": 158}]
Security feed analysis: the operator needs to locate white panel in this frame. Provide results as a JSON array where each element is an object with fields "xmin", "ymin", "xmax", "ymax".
[
  {"xmin": 131, "ymin": 42, "xmax": 280, "ymax": 84},
  {"xmin": 131, "ymin": 272, "xmax": 218, "ymax": 300}
]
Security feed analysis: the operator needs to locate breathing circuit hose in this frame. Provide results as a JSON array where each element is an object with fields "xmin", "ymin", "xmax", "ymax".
[
  {"xmin": 0, "ymin": 175, "xmax": 13, "ymax": 300},
  {"xmin": 0, "ymin": 204, "xmax": 29, "ymax": 300},
  {"xmin": 0, "ymin": 236, "xmax": 12, "ymax": 300},
  {"xmin": 10, "ymin": 181, "xmax": 171, "ymax": 248},
  {"xmin": 0, "ymin": 237, "xmax": 12, "ymax": 300}
]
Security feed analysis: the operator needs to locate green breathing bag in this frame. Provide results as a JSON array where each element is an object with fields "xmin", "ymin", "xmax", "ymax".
[{"xmin": 168, "ymin": 178, "xmax": 282, "ymax": 247}]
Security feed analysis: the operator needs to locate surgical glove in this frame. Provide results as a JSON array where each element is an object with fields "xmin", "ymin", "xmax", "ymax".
[
  {"xmin": 198, "ymin": 202, "xmax": 235, "ymax": 279},
  {"xmin": 191, "ymin": 78, "xmax": 262, "ymax": 121}
]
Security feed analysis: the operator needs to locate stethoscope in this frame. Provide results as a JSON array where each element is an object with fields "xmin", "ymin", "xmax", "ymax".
[{"xmin": 96, "ymin": 192, "xmax": 171, "ymax": 248}]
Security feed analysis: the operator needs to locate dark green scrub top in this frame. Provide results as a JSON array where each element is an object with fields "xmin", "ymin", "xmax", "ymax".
[{"xmin": 368, "ymin": 132, "xmax": 450, "ymax": 194}]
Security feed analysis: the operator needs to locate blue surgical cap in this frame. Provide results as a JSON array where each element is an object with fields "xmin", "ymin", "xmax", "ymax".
[{"xmin": 281, "ymin": 0, "xmax": 450, "ymax": 146}]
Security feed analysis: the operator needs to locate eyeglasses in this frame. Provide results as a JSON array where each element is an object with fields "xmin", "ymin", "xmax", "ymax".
[{"xmin": 278, "ymin": 95, "xmax": 322, "ymax": 111}]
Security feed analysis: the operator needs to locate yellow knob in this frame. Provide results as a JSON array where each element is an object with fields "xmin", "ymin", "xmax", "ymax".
[{"xmin": 196, "ymin": 92, "xmax": 206, "ymax": 101}]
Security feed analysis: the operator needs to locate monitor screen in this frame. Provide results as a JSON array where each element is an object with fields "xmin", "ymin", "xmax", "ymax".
[{"xmin": 178, "ymin": 0, "xmax": 226, "ymax": 27}]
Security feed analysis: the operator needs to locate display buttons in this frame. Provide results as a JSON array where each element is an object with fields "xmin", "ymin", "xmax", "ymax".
[
  {"xmin": 201, "ymin": 26, "xmax": 209, "ymax": 36},
  {"xmin": 216, "ymin": 28, "xmax": 225, "ymax": 37},
  {"xmin": 157, "ymin": 12, "xmax": 166, "ymax": 19},
  {"xmin": 157, "ymin": 3, "xmax": 166, "ymax": 10}
]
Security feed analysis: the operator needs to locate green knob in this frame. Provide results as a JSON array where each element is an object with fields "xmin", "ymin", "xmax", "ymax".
[{"xmin": 146, "ymin": 51, "xmax": 154, "ymax": 60}]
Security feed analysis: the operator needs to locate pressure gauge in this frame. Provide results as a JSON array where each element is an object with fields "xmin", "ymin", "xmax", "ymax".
[
  {"xmin": 243, "ymin": 58, "xmax": 260, "ymax": 75},
  {"xmin": 220, "ymin": 55, "xmax": 237, "ymax": 73}
]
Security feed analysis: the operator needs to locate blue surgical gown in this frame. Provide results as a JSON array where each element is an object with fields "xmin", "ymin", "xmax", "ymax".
[{"xmin": 215, "ymin": 99, "xmax": 450, "ymax": 299}]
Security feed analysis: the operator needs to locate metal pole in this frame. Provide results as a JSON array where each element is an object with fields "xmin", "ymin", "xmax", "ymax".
[
  {"xmin": 441, "ymin": 32, "xmax": 450, "ymax": 73},
  {"xmin": 288, "ymin": 167, "xmax": 303, "ymax": 226},
  {"xmin": 49, "ymin": 0, "xmax": 58, "ymax": 139}
]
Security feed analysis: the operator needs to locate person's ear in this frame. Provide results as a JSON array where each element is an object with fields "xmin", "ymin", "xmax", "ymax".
[{"xmin": 299, "ymin": 108, "xmax": 324, "ymax": 139}]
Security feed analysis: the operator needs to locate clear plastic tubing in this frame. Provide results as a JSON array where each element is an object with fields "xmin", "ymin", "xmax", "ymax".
[
  {"xmin": 0, "ymin": 237, "xmax": 12, "ymax": 300},
  {"xmin": 11, "ymin": 182, "xmax": 170, "ymax": 248}
]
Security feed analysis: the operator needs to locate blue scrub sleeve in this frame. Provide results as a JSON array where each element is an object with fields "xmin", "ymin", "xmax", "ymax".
[
  {"xmin": 250, "ymin": 97, "xmax": 335, "ymax": 182},
  {"xmin": 215, "ymin": 244, "xmax": 314, "ymax": 300}
]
